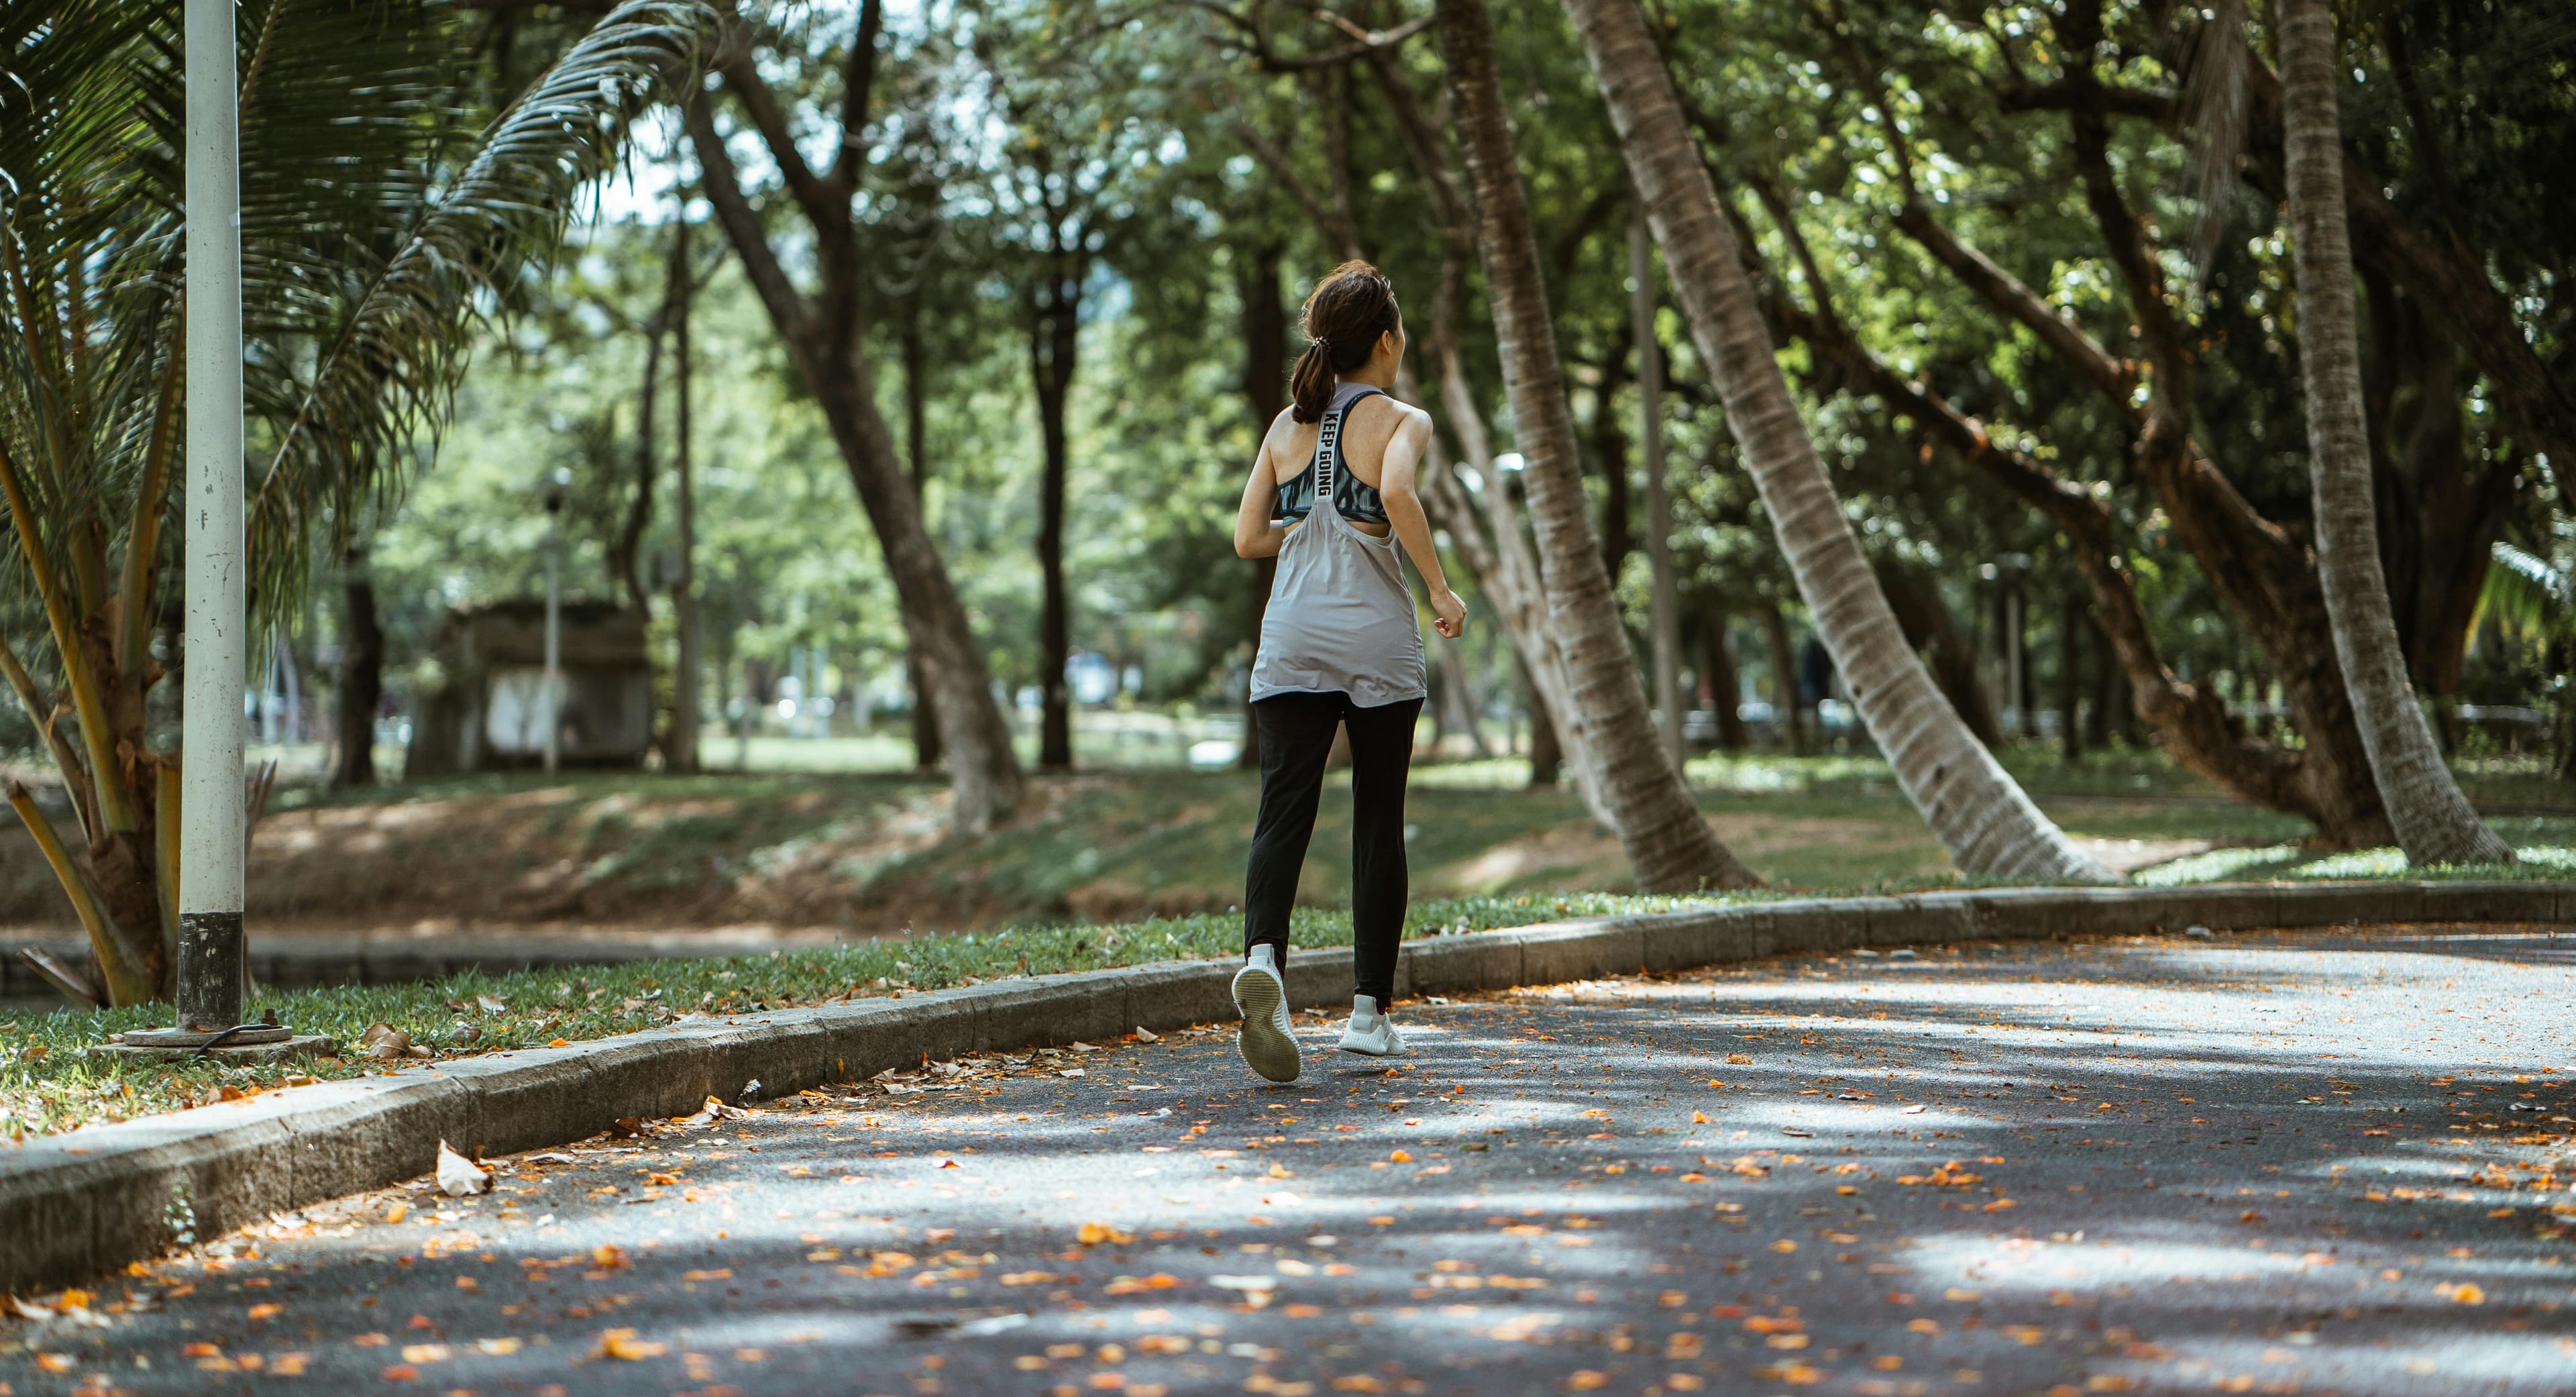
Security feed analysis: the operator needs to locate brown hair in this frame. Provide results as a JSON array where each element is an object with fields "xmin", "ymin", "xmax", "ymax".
[{"xmin": 1289, "ymin": 260, "xmax": 1401, "ymax": 423}]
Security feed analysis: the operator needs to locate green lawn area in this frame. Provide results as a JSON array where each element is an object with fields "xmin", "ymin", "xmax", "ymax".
[
  {"xmin": 5, "ymin": 743, "xmax": 2573, "ymax": 1142},
  {"xmin": 169, "ymin": 745, "xmax": 2567, "ymax": 936}
]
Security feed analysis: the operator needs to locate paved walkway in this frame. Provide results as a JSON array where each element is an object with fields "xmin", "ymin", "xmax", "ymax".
[{"xmin": 7, "ymin": 928, "xmax": 2574, "ymax": 1396}]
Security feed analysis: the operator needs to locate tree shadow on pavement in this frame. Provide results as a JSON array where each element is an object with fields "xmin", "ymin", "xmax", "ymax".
[{"xmin": 7, "ymin": 928, "xmax": 2571, "ymax": 1397}]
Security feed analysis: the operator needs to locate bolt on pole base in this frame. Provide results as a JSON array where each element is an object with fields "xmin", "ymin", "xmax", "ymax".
[{"xmin": 109, "ymin": 911, "xmax": 315, "ymax": 1060}]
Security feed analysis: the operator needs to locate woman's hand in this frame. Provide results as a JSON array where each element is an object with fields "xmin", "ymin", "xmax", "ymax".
[{"xmin": 1430, "ymin": 586, "xmax": 1467, "ymax": 639}]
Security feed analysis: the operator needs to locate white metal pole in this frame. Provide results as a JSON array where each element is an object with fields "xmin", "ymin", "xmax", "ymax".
[
  {"xmin": 1631, "ymin": 217, "xmax": 1686, "ymax": 772},
  {"xmin": 178, "ymin": 0, "xmax": 247, "ymax": 1033}
]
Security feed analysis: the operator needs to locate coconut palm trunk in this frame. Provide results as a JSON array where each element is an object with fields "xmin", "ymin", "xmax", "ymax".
[
  {"xmin": 1559, "ymin": 0, "xmax": 2113, "ymax": 882},
  {"xmin": 1434, "ymin": 0, "xmax": 1755, "ymax": 892},
  {"xmin": 2279, "ymin": 0, "xmax": 2512, "ymax": 865}
]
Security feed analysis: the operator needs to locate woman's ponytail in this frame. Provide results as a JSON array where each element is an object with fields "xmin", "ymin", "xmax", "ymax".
[
  {"xmin": 1287, "ymin": 261, "xmax": 1401, "ymax": 424},
  {"xmin": 1289, "ymin": 339, "xmax": 1338, "ymax": 424}
]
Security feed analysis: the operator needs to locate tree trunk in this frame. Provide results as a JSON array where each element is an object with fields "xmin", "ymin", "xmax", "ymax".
[
  {"xmin": 1242, "ymin": 63, "xmax": 1615, "ymax": 818},
  {"xmin": 1591, "ymin": 331, "xmax": 1635, "ymax": 587},
  {"xmin": 336, "ymin": 550, "xmax": 383, "ymax": 788},
  {"xmin": 687, "ymin": 89, "xmax": 1024, "ymax": 832},
  {"xmin": 1795, "ymin": 29, "xmax": 2390, "ymax": 844},
  {"xmin": 1437, "ymin": 0, "xmax": 1755, "ymax": 891},
  {"xmin": 2059, "ymin": 594, "xmax": 2084, "ymax": 764},
  {"xmin": 1435, "ymin": 639, "xmax": 1489, "ymax": 758},
  {"xmin": 1030, "ymin": 266, "xmax": 1079, "ymax": 774},
  {"xmin": 1526, "ymin": 664, "xmax": 1564, "ymax": 788},
  {"xmin": 800, "ymin": 360, "xmax": 1014, "ymax": 824},
  {"xmin": 1701, "ymin": 612, "xmax": 1747, "ymax": 750},
  {"xmin": 901, "ymin": 304, "xmax": 943, "ymax": 772},
  {"xmin": 1763, "ymin": 602, "xmax": 1809, "ymax": 755},
  {"xmin": 2280, "ymin": 0, "xmax": 2510, "ymax": 864},
  {"xmin": 1635, "ymin": 217, "xmax": 1685, "ymax": 772},
  {"xmin": 1236, "ymin": 242, "xmax": 1289, "ymax": 772},
  {"xmin": 1875, "ymin": 559, "xmax": 2003, "ymax": 748},
  {"xmin": 1563, "ymin": 0, "xmax": 2111, "ymax": 882},
  {"xmin": 614, "ymin": 309, "xmax": 663, "ymax": 616},
  {"xmin": 76, "ymin": 827, "xmax": 166, "ymax": 1004},
  {"xmin": 666, "ymin": 212, "xmax": 702, "ymax": 774},
  {"xmin": 2090, "ymin": 613, "xmax": 2122, "ymax": 749},
  {"xmin": 2363, "ymin": 282, "xmax": 2518, "ymax": 745}
]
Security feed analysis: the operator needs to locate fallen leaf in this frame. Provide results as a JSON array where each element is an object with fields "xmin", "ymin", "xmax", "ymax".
[
  {"xmin": 598, "ymin": 1328, "xmax": 669, "ymax": 1359},
  {"xmin": 435, "ymin": 1141, "xmax": 491, "ymax": 1198}
]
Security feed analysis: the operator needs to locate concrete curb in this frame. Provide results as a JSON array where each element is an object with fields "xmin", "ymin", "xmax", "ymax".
[{"xmin": 3, "ymin": 878, "xmax": 2566, "ymax": 1294}]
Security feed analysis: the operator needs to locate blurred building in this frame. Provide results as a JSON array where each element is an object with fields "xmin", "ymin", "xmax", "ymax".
[{"xmin": 402, "ymin": 600, "xmax": 653, "ymax": 775}]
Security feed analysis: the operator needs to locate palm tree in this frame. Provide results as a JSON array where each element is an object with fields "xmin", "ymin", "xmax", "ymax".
[
  {"xmin": 2278, "ymin": 0, "xmax": 2512, "ymax": 866},
  {"xmin": 0, "ymin": 0, "xmax": 711, "ymax": 1004},
  {"xmin": 1434, "ymin": 0, "xmax": 1756, "ymax": 892},
  {"xmin": 1558, "ymin": 0, "xmax": 2114, "ymax": 883}
]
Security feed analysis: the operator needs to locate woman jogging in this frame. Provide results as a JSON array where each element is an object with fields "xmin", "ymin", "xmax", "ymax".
[{"xmin": 1226, "ymin": 262, "xmax": 1467, "ymax": 1084}]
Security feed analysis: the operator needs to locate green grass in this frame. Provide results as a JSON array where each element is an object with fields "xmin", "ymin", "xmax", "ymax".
[
  {"xmin": 0, "ymin": 891, "xmax": 1695, "ymax": 1141},
  {"xmin": 11, "ymin": 743, "xmax": 2576, "ymax": 1142},
  {"xmin": 9, "ymin": 839, "xmax": 2575, "ymax": 1143}
]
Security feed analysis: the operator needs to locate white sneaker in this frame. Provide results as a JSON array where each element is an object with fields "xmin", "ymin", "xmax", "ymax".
[
  {"xmin": 1337, "ymin": 995, "xmax": 1405, "ymax": 1057},
  {"xmin": 1231, "ymin": 947, "xmax": 1301, "ymax": 1083}
]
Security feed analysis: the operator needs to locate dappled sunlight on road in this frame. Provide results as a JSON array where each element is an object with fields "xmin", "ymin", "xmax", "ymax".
[{"xmin": 7, "ymin": 927, "xmax": 2571, "ymax": 1395}]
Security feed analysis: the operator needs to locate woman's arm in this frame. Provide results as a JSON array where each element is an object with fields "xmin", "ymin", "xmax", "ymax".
[
  {"xmin": 1376, "ymin": 408, "xmax": 1468, "ymax": 639},
  {"xmin": 1234, "ymin": 417, "xmax": 1289, "ymax": 560}
]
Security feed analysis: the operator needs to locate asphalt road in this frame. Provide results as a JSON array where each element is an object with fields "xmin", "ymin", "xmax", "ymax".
[{"xmin": 7, "ymin": 926, "xmax": 2575, "ymax": 1396}]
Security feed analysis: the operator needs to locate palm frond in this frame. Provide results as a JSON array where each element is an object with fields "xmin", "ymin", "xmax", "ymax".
[
  {"xmin": 2180, "ymin": 0, "xmax": 2253, "ymax": 289},
  {"xmin": 242, "ymin": 0, "xmax": 714, "ymax": 622},
  {"xmin": 2476, "ymin": 541, "xmax": 2566, "ymax": 643}
]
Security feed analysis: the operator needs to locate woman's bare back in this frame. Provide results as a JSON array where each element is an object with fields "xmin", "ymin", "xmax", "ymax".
[{"xmin": 1263, "ymin": 393, "xmax": 1406, "ymax": 537}]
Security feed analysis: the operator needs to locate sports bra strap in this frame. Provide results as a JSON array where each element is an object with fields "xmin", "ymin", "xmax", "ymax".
[
  {"xmin": 1314, "ymin": 403, "xmax": 1342, "ymax": 497},
  {"xmin": 1310, "ymin": 385, "xmax": 1387, "ymax": 499}
]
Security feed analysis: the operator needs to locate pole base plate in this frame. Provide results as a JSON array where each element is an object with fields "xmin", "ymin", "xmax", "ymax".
[
  {"xmin": 87, "ymin": 1033, "xmax": 337, "ymax": 1066},
  {"xmin": 117, "ymin": 1024, "xmax": 294, "ymax": 1049}
]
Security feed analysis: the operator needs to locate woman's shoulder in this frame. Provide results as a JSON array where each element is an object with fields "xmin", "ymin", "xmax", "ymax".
[
  {"xmin": 1260, "ymin": 405, "xmax": 1305, "ymax": 452},
  {"xmin": 1346, "ymin": 389, "xmax": 1430, "ymax": 432}
]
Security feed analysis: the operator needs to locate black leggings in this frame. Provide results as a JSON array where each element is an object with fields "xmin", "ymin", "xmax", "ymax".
[{"xmin": 1244, "ymin": 691, "xmax": 1422, "ymax": 1010}]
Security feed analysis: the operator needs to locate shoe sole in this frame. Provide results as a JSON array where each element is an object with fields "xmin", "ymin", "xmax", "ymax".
[{"xmin": 1231, "ymin": 969, "xmax": 1301, "ymax": 1083}]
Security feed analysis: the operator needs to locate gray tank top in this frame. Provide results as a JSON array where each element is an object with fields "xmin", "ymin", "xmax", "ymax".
[{"xmin": 1249, "ymin": 381, "xmax": 1428, "ymax": 707}]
